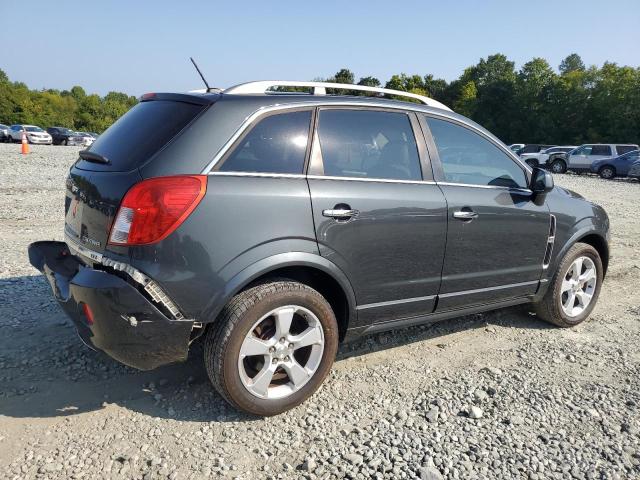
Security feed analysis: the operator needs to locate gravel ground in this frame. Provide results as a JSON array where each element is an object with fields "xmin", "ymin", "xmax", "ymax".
[{"xmin": 1, "ymin": 143, "xmax": 639, "ymax": 480}]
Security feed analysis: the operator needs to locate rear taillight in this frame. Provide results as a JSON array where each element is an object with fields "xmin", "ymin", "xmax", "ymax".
[
  {"xmin": 81, "ymin": 302, "xmax": 95, "ymax": 325},
  {"xmin": 108, "ymin": 175, "xmax": 207, "ymax": 246}
]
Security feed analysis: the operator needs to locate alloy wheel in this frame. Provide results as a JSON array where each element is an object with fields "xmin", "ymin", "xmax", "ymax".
[
  {"xmin": 238, "ymin": 305, "xmax": 325, "ymax": 400},
  {"xmin": 560, "ymin": 256, "xmax": 597, "ymax": 317},
  {"xmin": 600, "ymin": 167, "xmax": 614, "ymax": 179}
]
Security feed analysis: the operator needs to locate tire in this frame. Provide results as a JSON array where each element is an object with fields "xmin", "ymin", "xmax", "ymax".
[
  {"xmin": 598, "ymin": 166, "xmax": 615, "ymax": 179},
  {"xmin": 204, "ymin": 280, "xmax": 339, "ymax": 416},
  {"xmin": 550, "ymin": 159, "xmax": 567, "ymax": 174},
  {"xmin": 534, "ymin": 242, "xmax": 603, "ymax": 328},
  {"xmin": 62, "ymin": 139, "xmax": 68, "ymax": 146}
]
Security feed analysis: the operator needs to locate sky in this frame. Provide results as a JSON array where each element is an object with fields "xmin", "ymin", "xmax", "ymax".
[{"xmin": 3, "ymin": 0, "xmax": 639, "ymax": 97}]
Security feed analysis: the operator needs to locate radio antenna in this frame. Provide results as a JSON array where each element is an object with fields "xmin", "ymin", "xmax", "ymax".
[{"xmin": 190, "ymin": 57, "xmax": 211, "ymax": 91}]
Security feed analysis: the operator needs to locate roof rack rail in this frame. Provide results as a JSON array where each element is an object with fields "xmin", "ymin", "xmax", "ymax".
[{"xmin": 223, "ymin": 81, "xmax": 451, "ymax": 111}]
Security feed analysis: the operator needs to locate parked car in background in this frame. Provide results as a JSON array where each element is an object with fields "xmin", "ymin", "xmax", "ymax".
[
  {"xmin": 74, "ymin": 132, "xmax": 96, "ymax": 147},
  {"xmin": 0, "ymin": 124, "xmax": 10, "ymax": 142},
  {"xmin": 550, "ymin": 144, "xmax": 639, "ymax": 173},
  {"xmin": 628, "ymin": 159, "xmax": 640, "ymax": 180},
  {"xmin": 521, "ymin": 146, "xmax": 576, "ymax": 168},
  {"xmin": 9, "ymin": 125, "xmax": 53, "ymax": 144},
  {"xmin": 517, "ymin": 144, "xmax": 555, "ymax": 156},
  {"xmin": 590, "ymin": 149, "xmax": 640, "ymax": 179},
  {"xmin": 47, "ymin": 127, "xmax": 78, "ymax": 145},
  {"xmin": 88, "ymin": 132, "xmax": 100, "ymax": 139},
  {"xmin": 509, "ymin": 143, "xmax": 525, "ymax": 153},
  {"xmin": 28, "ymin": 80, "xmax": 610, "ymax": 416}
]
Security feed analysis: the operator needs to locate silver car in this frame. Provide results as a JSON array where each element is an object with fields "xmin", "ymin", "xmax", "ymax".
[
  {"xmin": 9, "ymin": 125, "xmax": 53, "ymax": 144},
  {"xmin": 561, "ymin": 144, "xmax": 639, "ymax": 173}
]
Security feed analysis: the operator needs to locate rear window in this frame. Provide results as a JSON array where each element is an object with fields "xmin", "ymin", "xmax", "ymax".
[
  {"xmin": 81, "ymin": 100, "xmax": 204, "ymax": 171},
  {"xmin": 616, "ymin": 145, "xmax": 638, "ymax": 155}
]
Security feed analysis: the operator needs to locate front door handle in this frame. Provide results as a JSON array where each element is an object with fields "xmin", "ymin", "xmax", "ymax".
[
  {"xmin": 453, "ymin": 210, "xmax": 478, "ymax": 220},
  {"xmin": 323, "ymin": 208, "xmax": 359, "ymax": 220}
]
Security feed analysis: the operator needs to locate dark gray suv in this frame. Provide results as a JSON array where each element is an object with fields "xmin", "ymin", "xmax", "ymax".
[{"xmin": 28, "ymin": 81, "xmax": 610, "ymax": 415}]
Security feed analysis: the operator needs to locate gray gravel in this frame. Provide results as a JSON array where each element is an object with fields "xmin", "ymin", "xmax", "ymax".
[{"xmin": 1, "ymin": 143, "xmax": 639, "ymax": 479}]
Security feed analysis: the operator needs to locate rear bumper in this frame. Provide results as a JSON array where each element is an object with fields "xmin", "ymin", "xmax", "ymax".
[{"xmin": 28, "ymin": 241, "xmax": 194, "ymax": 370}]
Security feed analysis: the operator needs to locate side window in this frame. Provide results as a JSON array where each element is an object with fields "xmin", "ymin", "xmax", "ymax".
[
  {"xmin": 616, "ymin": 145, "xmax": 637, "ymax": 155},
  {"xmin": 219, "ymin": 110, "xmax": 311, "ymax": 174},
  {"xmin": 591, "ymin": 145, "xmax": 611, "ymax": 156},
  {"xmin": 425, "ymin": 116, "xmax": 527, "ymax": 189},
  {"xmin": 316, "ymin": 109, "xmax": 422, "ymax": 181},
  {"xmin": 575, "ymin": 146, "xmax": 592, "ymax": 155}
]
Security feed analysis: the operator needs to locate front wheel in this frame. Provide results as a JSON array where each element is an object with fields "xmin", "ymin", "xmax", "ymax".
[
  {"xmin": 550, "ymin": 160, "xmax": 567, "ymax": 174},
  {"xmin": 534, "ymin": 243, "xmax": 603, "ymax": 327},
  {"xmin": 204, "ymin": 280, "xmax": 338, "ymax": 416}
]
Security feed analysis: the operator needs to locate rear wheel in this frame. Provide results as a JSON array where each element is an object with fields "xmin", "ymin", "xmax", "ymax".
[
  {"xmin": 598, "ymin": 166, "xmax": 615, "ymax": 179},
  {"xmin": 534, "ymin": 243, "xmax": 603, "ymax": 327},
  {"xmin": 204, "ymin": 280, "xmax": 338, "ymax": 416},
  {"xmin": 550, "ymin": 159, "xmax": 567, "ymax": 174}
]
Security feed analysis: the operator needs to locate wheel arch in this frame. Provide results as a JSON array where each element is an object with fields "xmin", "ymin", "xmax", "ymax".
[
  {"xmin": 201, "ymin": 252, "xmax": 357, "ymax": 342},
  {"xmin": 550, "ymin": 227, "xmax": 609, "ymax": 280},
  {"xmin": 577, "ymin": 232, "xmax": 609, "ymax": 276}
]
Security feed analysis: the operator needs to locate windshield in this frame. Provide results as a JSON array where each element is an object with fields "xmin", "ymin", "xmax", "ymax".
[
  {"xmin": 25, "ymin": 126, "xmax": 44, "ymax": 132},
  {"xmin": 59, "ymin": 128, "xmax": 73, "ymax": 134}
]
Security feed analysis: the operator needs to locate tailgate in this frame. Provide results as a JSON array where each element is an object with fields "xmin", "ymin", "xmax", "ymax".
[{"xmin": 64, "ymin": 167, "xmax": 142, "ymax": 253}]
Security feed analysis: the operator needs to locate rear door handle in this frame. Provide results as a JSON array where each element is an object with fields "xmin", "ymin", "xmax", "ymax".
[
  {"xmin": 323, "ymin": 208, "xmax": 359, "ymax": 220},
  {"xmin": 453, "ymin": 210, "xmax": 478, "ymax": 220}
]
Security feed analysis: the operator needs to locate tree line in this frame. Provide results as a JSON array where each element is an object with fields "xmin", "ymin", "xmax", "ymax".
[
  {"xmin": 1, "ymin": 53, "xmax": 639, "ymax": 144},
  {"xmin": 0, "ymin": 69, "xmax": 137, "ymax": 133}
]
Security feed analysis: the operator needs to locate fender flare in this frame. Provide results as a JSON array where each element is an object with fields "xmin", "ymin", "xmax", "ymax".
[
  {"xmin": 545, "ymin": 221, "xmax": 609, "ymax": 280},
  {"xmin": 201, "ymin": 251, "xmax": 358, "ymax": 328}
]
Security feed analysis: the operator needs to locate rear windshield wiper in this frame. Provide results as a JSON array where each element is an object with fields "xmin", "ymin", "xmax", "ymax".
[{"xmin": 79, "ymin": 150, "xmax": 110, "ymax": 165}]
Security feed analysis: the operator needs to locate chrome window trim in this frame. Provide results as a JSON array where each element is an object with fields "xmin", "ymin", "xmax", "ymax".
[
  {"xmin": 438, "ymin": 181, "xmax": 532, "ymax": 194},
  {"xmin": 307, "ymin": 174, "xmax": 437, "ymax": 185},
  {"xmin": 201, "ymin": 101, "xmax": 508, "ymax": 174},
  {"xmin": 205, "ymin": 171, "xmax": 532, "ymax": 191},
  {"xmin": 208, "ymin": 171, "xmax": 307, "ymax": 179}
]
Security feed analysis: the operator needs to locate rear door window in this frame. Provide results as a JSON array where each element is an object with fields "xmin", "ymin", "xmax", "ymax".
[
  {"xmin": 315, "ymin": 109, "xmax": 422, "ymax": 181},
  {"xmin": 591, "ymin": 145, "xmax": 612, "ymax": 156},
  {"xmin": 425, "ymin": 116, "xmax": 527, "ymax": 189},
  {"xmin": 82, "ymin": 100, "xmax": 205, "ymax": 171},
  {"xmin": 219, "ymin": 110, "xmax": 311, "ymax": 174}
]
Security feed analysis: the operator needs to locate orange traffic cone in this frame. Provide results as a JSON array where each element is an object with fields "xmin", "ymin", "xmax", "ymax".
[{"xmin": 21, "ymin": 132, "xmax": 30, "ymax": 154}]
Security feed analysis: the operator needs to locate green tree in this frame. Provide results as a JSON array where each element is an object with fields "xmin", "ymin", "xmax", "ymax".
[
  {"xmin": 559, "ymin": 53, "xmax": 586, "ymax": 75},
  {"xmin": 357, "ymin": 76, "xmax": 380, "ymax": 87}
]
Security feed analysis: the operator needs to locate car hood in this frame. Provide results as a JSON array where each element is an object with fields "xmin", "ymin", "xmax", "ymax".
[{"xmin": 554, "ymin": 185, "xmax": 585, "ymax": 200}]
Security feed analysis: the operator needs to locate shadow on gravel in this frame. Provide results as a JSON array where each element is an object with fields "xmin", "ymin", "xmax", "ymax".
[{"xmin": 0, "ymin": 275, "xmax": 552, "ymax": 422}]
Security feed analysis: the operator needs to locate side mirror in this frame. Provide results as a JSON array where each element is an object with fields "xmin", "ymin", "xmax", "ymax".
[{"xmin": 530, "ymin": 167, "xmax": 554, "ymax": 194}]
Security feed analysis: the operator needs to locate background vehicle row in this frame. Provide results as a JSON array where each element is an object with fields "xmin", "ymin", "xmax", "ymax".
[{"xmin": 0, "ymin": 124, "xmax": 98, "ymax": 145}]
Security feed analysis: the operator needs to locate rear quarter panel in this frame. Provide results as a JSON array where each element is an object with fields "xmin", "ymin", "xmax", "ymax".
[{"xmin": 127, "ymin": 175, "xmax": 320, "ymax": 320}]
